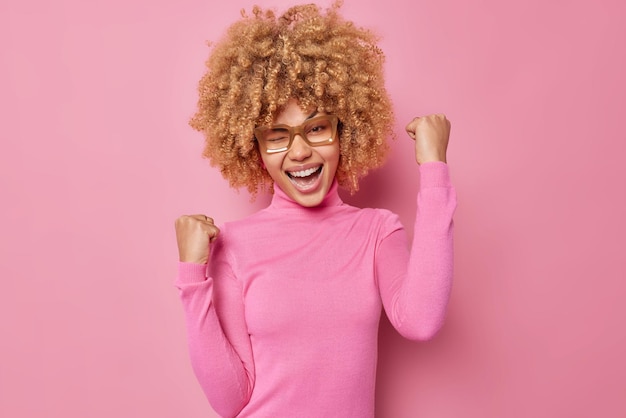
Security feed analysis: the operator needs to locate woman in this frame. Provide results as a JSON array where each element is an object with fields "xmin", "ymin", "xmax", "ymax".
[{"xmin": 174, "ymin": 3, "xmax": 456, "ymax": 417}]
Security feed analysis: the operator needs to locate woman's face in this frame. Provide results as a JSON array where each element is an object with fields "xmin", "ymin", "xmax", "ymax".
[{"xmin": 259, "ymin": 99, "xmax": 340, "ymax": 207}]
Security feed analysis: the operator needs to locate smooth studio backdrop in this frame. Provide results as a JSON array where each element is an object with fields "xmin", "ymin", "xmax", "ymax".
[{"xmin": 1, "ymin": 0, "xmax": 625, "ymax": 417}]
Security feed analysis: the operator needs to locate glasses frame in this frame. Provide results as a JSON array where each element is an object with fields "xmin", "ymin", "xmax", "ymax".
[{"xmin": 254, "ymin": 115, "xmax": 339, "ymax": 154}]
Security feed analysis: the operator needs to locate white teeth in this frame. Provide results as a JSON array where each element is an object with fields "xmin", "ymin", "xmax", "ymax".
[{"xmin": 289, "ymin": 166, "xmax": 320, "ymax": 178}]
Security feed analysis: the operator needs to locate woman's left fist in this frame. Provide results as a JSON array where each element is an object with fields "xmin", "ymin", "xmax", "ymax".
[{"xmin": 405, "ymin": 114, "xmax": 451, "ymax": 165}]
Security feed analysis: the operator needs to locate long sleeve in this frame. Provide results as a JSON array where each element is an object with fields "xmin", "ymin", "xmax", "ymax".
[
  {"xmin": 175, "ymin": 233, "xmax": 255, "ymax": 417},
  {"xmin": 376, "ymin": 161, "xmax": 456, "ymax": 340},
  {"xmin": 174, "ymin": 166, "xmax": 454, "ymax": 417}
]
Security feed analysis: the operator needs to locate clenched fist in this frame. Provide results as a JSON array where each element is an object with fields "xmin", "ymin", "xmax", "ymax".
[
  {"xmin": 174, "ymin": 214, "xmax": 220, "ymax": 264},
  {"xmin": 405, "ymin": 114, "xmax": 451, "ymax": 165}
]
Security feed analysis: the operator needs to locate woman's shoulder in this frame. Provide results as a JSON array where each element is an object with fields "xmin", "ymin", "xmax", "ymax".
[
  {"xmin": 217, "ymin": 209, "xmax": 270, "ymax": 233},
  {"xmin": 342, "ymin": 204, "xmax": 404, "ymax": 234}
]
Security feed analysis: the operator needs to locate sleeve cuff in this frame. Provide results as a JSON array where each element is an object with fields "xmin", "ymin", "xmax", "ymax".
[
  {"xmin": 176, "ymin": 262, "xmax": 208, "ymax": 285},
  {"xmin": 419, "ymin": 161, "xmax": 451, "ymax": 188}
]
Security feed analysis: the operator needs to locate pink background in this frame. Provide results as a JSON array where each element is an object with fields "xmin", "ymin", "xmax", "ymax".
[{"xmin": 1, "ymin": 0, "xmax": 625, "ymax": 417}]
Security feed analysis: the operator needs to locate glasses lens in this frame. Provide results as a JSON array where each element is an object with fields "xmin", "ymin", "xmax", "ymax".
[
  {"xmin": 303, "ymin": 117, "xmax": 334, "ymax": 143},
  {"xmin": 262, "ymin": 127, "xmax": 290, "ymax": 150}
]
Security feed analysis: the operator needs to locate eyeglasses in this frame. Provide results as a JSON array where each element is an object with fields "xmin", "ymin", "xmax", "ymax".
[{"xmin": 254, "ymin": 115, "xmax": 338, "ymax": 154}]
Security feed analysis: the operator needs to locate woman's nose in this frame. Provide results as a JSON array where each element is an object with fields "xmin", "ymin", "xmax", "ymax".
[{"xmin": 288, "ymin": 134, "xmax": 312, "ymax": 160}]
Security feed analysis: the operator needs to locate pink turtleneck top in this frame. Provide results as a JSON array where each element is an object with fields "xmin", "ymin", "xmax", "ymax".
[{"xmin": 175, "ymin": 162, "xmax": 456, "ymax": 417}]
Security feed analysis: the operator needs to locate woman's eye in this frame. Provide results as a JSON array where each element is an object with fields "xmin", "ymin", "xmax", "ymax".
[
  {"xmin": 307, "ymin": 123, "xmax": 328, "ymax": 135},
  {"xmin": 267, "ymin": 136, "xmax": 286, "ymax": 142},
  {"xmin": 266, "ymin": 130, "xmax": 289, "ymax": 142}
]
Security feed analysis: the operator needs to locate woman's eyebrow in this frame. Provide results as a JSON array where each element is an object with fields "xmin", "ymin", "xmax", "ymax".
[
  {"xmin": 305, "ymin": 110, "xmax": 319, "ymax": 120},
  {"xmin": 272, "ymin": 110, "xmax": 320, "ymax": 127}
]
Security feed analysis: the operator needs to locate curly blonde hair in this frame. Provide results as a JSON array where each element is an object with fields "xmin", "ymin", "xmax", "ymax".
[{"xmin": 190, "ymin": 2, "xmax": 394, "ymax": 195}]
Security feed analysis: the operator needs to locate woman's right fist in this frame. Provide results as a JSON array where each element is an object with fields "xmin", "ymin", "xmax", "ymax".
[{"xmin": 174, "ymin": 214, "xmax": 220, "ymax": 264}]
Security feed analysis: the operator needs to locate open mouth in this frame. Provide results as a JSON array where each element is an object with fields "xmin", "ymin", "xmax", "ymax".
[{"xmin": 286, "ymin": 166, "xmax": 323, "ymax": 191}]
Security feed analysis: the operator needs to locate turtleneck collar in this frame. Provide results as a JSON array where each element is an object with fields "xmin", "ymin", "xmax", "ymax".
[{"xmin": 269, "ymin": 179, "xmax": 343, "ymax": 211}]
